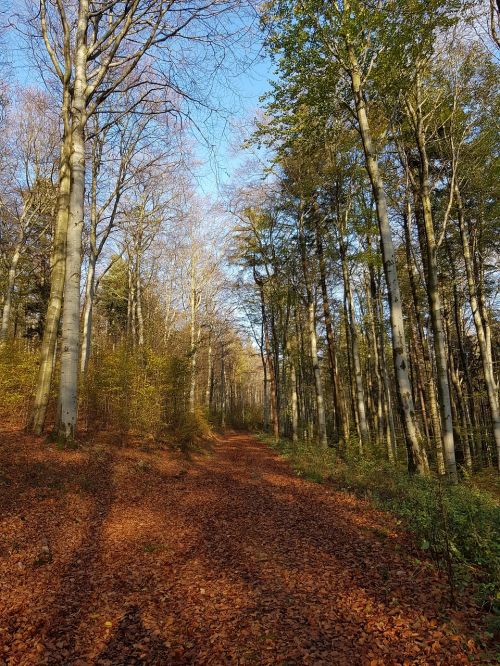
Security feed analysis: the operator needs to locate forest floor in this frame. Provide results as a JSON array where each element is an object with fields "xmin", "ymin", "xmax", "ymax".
[{"xmin": 0, "ymin": 429, "xmax": 495, "ymax": 665}]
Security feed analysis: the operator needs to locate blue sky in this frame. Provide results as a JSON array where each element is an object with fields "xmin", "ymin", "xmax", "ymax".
[{"xmin": 2, "ymin": 4, "xmax": 274, "ymax": 202}]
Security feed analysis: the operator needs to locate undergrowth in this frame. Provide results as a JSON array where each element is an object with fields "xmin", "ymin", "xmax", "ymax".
[
  {"xmin": 0, "ymin": 342, "xmax": 38, "ymax": 427},
  {"xmin": 259, "ymin": 433, "xmax": 500, "ymax": 622}
]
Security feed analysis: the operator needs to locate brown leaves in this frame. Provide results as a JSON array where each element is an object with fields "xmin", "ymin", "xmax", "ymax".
[{"xmin": 0, "ymin": 430, "xmax": 492, "ymax": 664}]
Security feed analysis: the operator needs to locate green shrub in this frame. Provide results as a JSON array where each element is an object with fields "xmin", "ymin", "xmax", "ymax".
[
  {"xmin": 261, "ymin": 433, "xmax": 500, "ymax": 610},
  {"xmin": 171, "ymin": 407, "xmax": 212, "ymax": 452}
]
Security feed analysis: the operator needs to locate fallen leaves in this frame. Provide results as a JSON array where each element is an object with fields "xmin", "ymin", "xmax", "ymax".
[{"xmin": 0, "ymin": 429, "xmax": 493, "ymax": 664}]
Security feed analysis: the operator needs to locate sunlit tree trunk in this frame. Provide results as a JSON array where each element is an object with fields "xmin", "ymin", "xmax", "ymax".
[
  {"xmin": 307, "ymin": 298, "xmax": 328, "ymax": 449},
  {"xmin": 376, "ymin": 293, "xmax": 397, "ymax": 462},
  {"xmin": 56, "ymin": 2, "xmax": 89, "ymax": 441},
  {"xmin": 298, "ymin": 211, "xmax": 327, "ymax": 448},
  {"xmin": 206, "ymin": 331, "xmax": 213, "ymax": 412},
  {"xmin": 366, "ymin": 262, "xmax": 384, "ymax": 449},
  {"xmin": 188, "ymin": 256, "xmax": 200, "ymax": 413},
  {"xmin": 0, "ymin": 242, "xmax": 22, "ymax": 345},
  {"xmin": 29, "ymin": 94, "xmax": 71, "ymax": 435},
  {"xmin": 220, "ymin": 342, "xmax": 226, "ymax": 429},
  {"xmin": 290, "ymin": 348, "xmax": 299, "ymax": 444},
  {"xmin": 347, "ymin": 47, "xmax": 428, "ymax": 474},
  {"xmin": 402, "ymin": 204, "xmax": 444, "ymax": 471},
  {"xmin": 80, "ymin": 254, "xmax": 96, "ymax": 375}
]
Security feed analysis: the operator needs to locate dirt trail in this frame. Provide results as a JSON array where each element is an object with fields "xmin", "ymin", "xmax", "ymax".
[{"xmin": 0, "ymin": 431, "xmax": 488, "ymax": 665}]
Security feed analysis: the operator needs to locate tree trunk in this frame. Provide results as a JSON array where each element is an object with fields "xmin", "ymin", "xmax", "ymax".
[
  {"xmin": 206, "ymin": 332, "xmax": 213, "ymax": 412},
  {"xmin": 455, "ymin": 185, "xmax": 500, "ymax": 469},
  {"xmin": 307, "ymin": 298, "xmax": 328, "ymax": 449},
  {"xmin": 56, "ymin": 3, "xmax": 89, "ymax": 442},
  {"xmin": 341, "ymin": 242, "xmax": 369, "ymax": 451},
  {"xmin": 135, "ymin": 256, "xmax": 144, "ymax": 347},
  {"xmin": 0, "ymin": 243, "xmax": 22, "ymax": 345},
  {"xmin": 29, "ymin": 94, "xmax": 71, "ymax": 435},
  {"xmin": 298, "ymin": 211, "xmax": 327, "ymax": 449},
  {"xmin": 188, "ymin": 281, "xmax": 198, "ymax": 413},
  {"xmin": 314, "ymin": 215, "xmax": 349, "ymax": 444},
  {"xmin": 347, "ymin": 45, "xmax": 428, "ymax": 474},
  {"xmin": 220, "ymin": 343, "xmax": 226, "ymax": 429},
  {"xmin": 80, "ymin": 253, "xmax": 96, "ymax": 375},
  {"xmin": 402, "ymin": 206, "xmax": 444, "ymax": 470},
  {"xmin": 259, "ymin": 284, "xmax": 279, "ymax": 440},
  {"xmin": 291, "ymin": 354, "xmax": 299, "ymax": 444},
  {"xmin": 413, "ymin": 106, "xmax": 457, "ymax": 481}
]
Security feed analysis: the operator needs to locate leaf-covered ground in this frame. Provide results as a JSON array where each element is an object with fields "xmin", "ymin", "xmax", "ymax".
[{"xmin": 0, "ymin": 430, "xmax": 492, "ymax": 665}]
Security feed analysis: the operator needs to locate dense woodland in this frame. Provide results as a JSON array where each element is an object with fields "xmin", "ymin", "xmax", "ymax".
[
  {"xmin": 233, "ymin": 6, "xmax": 500, "ymax": 482},
  {"xmin": 0, "ymin": 1, "xmax": 499, "ymax": 655},
  {"xmin": 0, "ymin": 0, "xmax": 263, "ymax": 442},
  {"xmin": 0, "ymin": 0, "xmax": 497, "ymax": 474}
]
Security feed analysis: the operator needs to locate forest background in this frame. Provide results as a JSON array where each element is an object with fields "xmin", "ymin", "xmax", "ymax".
[{"xmin": 0, "ymin": 0, "xmax": 499, "ymax": 624}]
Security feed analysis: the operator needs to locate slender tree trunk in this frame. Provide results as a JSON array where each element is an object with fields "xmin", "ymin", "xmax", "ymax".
[
  {"xmin": 80, "ymin": 253, "xmax": 96, "ymax": 375},
  {"xmin": 446, "ymin": 312, "xmax": 473, "ymax": 472},
  {"xmin": 0, "ymin": 243, "xmax": 22, "ymax": 345},
  {"xmin": 262, "ymin": 354, "xmax": 270, "ymax": 431},
  {"xmin": 307, "ymin": 298, "xmax": 328, "ymax": 449},
  {"xmin": 127, "ymin": 258, "xmax": 136, "ymax": 344},
  {"xmin": 220, "ymin": 343, "xmax": 226, "ymax": 429},
  {"xmin": 413, "ymin": 107, "xmax": 457, "ymax": 481},
  {"xmin": 188, "ymin": 278, "xmax": 198, "ymax": 413},
  {"xmin": 347, "ymin": 47, "xmax": 428, "ymax": 474},
  {"xmin": 366, "ymin": 265, "xmax": 383, "ymax": 448},
  {"xmin": 258, "ymin": 285, "xmax": 279, "ymax": 439},
  {"xmin": 265, "ymin": 320, "xmax": 279, "ymax": 440},
  {"xmin": 340, "ymin": 243, "xmax": 369, "ymax": 451},
  {"xmin": 290, "ymin": 351, "xmax": 299, "ymax": 444},
  {"xmin": 135, "ymin": 258, "xmax": 144, "ymax": 348},
  {"xmin": 80, "ymin": 131, "xmax": 100, "ymax": 375},
  {"xmin": 403, "ymin": 205, "xmax": 444, "ymax": 471},
  {"xmin": 298, "ymin": 211, "xmax": 327, "ymax": 449},
  {"xmin": 455, "ymin": 185, "xmax": 500, "ymax": 468},
  {"xmin": 314, "ymin": 215, "xmax": 349, "ymax": 444},
  {"xmin": 206, "ymin": 332, "xmax": 213, "ymax": 411}
]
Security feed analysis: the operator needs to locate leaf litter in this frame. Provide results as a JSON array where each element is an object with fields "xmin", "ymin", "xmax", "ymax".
[{"xmin": 0, "ymin": 430, "xmax": 493, "ymax": 665}]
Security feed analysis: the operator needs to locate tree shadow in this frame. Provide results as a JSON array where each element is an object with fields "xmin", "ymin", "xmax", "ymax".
[
  {"xmin": 31, "ymin": 450, "xmax": 115, "ymax": 663},
  {"xmin": 0, "ymin": 429, "xmax": 488, "ymax": 664},
  {"xmin": 96, "ymin": 604, "xmax": 175, "ymax": 665}
]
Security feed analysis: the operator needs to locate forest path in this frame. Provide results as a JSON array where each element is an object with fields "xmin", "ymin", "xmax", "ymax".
[{"xmin": 0, "ymin": 430, "xmax": 486, "ymax": 665}]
